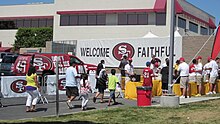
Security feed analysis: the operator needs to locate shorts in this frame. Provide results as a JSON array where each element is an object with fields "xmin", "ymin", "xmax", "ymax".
[
  {"xmin": 180, "ymin": 77, "xmax": 189, "ymax": 88},
  {"xmin": 196, "ymin": 75, "xmax": 202, "ymax": 85},
  {"xmin": 66, "ymin": 86, "xmax": 79, "ymax": 97},
  {"xmin": 98, "ymin": 87, "xmax": 105, "ymax": 94},
  {"xmin": 109, "ymin": 90, "xmax": 116, "ymax": 99},
  {"xmin": 209, "ymin": 77, "xmax": 217, "ymax": 84}
]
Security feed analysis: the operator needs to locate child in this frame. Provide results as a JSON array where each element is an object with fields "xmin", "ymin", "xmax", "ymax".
[
  {"xmin": 108, "ymin": 69, "xmax": 119, "ymax": 106},
  {"xmin": 80, "ymin": 74, "xmax": 91, "ymax": 110}
]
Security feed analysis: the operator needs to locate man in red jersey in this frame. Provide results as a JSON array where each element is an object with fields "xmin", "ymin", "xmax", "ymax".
[{"xmin": 143, "ymin": 61, "xmax": 154, "ymax": 87}]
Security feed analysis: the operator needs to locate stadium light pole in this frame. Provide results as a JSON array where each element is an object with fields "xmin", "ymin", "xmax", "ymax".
[{"xmin": 168, "ymin": 0, "xmax": 175, "ymax": 94}]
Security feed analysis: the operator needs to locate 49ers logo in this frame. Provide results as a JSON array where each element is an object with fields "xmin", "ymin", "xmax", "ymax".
[
  {"xmin": 112, "ymin": 43, "xmax": 135, "ymax": 61},
  {"xmin": 58, "ymin": 78, "xmax": 66, "ymax": 91},
  {"xmin": 10, "ymin": 80, "xmax": 27, "ymax": 93}
]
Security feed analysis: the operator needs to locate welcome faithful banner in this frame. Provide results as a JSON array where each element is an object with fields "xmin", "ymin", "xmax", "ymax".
[{"xmin": 76, "ymin": 37, "xmax": 182, "ymax": 68}]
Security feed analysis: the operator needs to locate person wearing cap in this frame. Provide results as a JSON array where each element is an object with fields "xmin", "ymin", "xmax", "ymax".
[
  {"xmin": 178, "ymin": 57, "xmax": 189, "ymax": 98},
  {"xmin": 150, "ymin": 55, "xmax": 161, "ymax": 76},
  {"xmin": 195, "ymin": 56, "xmax": 203, "ymax": 96},
  {"xmin": 206, "ymin": 57, "xmax": 220, "ymax": 95},
  {"xmin": 143, "ymin": 61, "xmax": 154, "ymax": 87},
  {"xmin": 124, "ymin": 58, "xmax": 134, "ymax": 84}
]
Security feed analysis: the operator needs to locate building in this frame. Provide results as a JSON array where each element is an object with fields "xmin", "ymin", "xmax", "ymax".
[{"xmin": 0, "ymin": 0, "xmax": 216, "ymax": 47}]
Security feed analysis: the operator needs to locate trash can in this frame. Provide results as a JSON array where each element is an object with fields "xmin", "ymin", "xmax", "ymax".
[{"xmin": 136, "ymin": 86, "xmax": 152, "ymax": 107}]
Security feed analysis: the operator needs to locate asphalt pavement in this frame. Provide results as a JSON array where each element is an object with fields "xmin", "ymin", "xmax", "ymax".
[{"xmin": 0, "ymin": 93, "xmax": 219, "ymax": 121}]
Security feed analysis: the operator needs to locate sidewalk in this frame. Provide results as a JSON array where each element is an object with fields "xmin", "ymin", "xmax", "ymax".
[{"xmin": 0, "ymin": 94, "xmax": 219, "ymax": 120}]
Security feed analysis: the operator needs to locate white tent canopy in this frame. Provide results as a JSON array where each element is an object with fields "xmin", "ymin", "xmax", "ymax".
[{"xmin": 142, "ymin": 31, "xmax": 158, "ymax": 38}]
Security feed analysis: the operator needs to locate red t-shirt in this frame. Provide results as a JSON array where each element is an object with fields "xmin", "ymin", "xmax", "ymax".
[
  {"xmin": 189, "ymin": 64, "xmax": 196, "ymax": 73},
  {"xmin": 143, "ymin": 67, "xmax": 153, "ymax": 86}
]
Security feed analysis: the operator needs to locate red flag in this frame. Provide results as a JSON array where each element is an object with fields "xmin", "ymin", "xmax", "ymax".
[{"xmin": 211, "ymin": 26, "xmax": 220, "ymax": 59}]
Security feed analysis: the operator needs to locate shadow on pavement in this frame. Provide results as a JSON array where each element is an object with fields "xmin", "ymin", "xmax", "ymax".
[{"xmin": 36, "ymin": 108, "xmax": 48, "ymax": 112}]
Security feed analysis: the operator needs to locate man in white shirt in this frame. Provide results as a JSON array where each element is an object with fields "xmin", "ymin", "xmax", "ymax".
[
  {"xmin": 195, "ymin": 56, "xmax": 203, "ymax": 96},
  {"xmin": 203, "ymin": 57, "xmax": 211, "ymax": 82},
  {"xmin": 207, "ymin": 57, "xmax": 220, "ymax": 94},
  {"xmin": 65, "ymin": 60, "xmax": 78, "ymax": 109},
  {"xmin": 178, "ymin": 57, "xmax": 189, "ymax": 98},
  {"xmin": 124, "ymin": 58, "xmax": 134, "ymax": 84}
]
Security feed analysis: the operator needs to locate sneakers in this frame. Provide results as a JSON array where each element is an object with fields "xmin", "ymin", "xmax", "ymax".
[
  {"xmin": 93, "ymin": 97, "xmax": 96, "ymax": 103},
  {"xmin": 206, "ymin": 92, "xmax": 213, "ymax": 95},
  {"xmin": 195, "ymin": 94, "xmax": 201, "ymax": 97},
  {"xmin": 213, "ymin": 91, "xmax": 216, "ymax": 94},
  {"xmin": 180, "ymin": 96, "xmax": 185, "ymax": 98},
  {"xmin": 66, "ymin": 100, "xmax": 73, "ymax": 109},
  {"xmin": 180, "ymin": 96, "xmax": 189, "ymax": 98}
]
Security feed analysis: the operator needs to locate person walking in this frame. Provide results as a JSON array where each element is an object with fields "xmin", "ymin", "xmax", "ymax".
[
  {"xmin": 93, "ymin": 68, "xmax": 108, "ymax": 103},
  {"xmin": 80, "ymin": 75, "xmax": 91, "ymax": 110},
  {"xmin": 108, "ymin": 69, "xmax": 119, "ymax": 106},
  {"xmin": 25, "ymin": 65, "xmax": 41, "ymax": 112},
  {"xmin": 65, "ymin": 60, "xmax": 79, "ymax": 109},
  {"xmin": 178, "ymin": 57, "xmax": 190, "ymax": 98}
]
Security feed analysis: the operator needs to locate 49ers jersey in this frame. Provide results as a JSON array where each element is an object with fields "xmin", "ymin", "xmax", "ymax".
[{"xmin": 143, "ymin": 67, "xmax": 153, "ymax": 86}]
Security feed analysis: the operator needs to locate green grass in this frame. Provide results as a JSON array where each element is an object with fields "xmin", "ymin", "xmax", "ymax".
[{"xmin": 1, "ymin": 99, "xmax": 220, "ymax": 124}]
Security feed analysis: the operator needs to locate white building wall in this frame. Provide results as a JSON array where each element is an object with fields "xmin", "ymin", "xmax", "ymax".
[
  {"xmin": 0, "ymin": 30, "xmax": 17, "ymax": 47},
  {"xmin": 54, "ymin": 0, "xmax": 155, "ymax": 10},
  {"xmin": 0, "ymin": 4, "xmax": 54, "ymax": 17}
]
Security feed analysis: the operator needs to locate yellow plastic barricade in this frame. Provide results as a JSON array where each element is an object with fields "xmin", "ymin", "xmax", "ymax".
[
  {"xmin": 173, "ymin": 84, "xmax": 181, "ymax": 96},
  {"xmin": 203, "ymin": 82, "xmax": 210, "ymax": 94},
  {"xmin": 189, "ymin": 82, "xmax": 198, "ymax": 96},
  {"xmin": 152, "ymin": 80, "xmax": 162, "ymax": 96},
  {"xmin": 125, "ymin": 81, "xmax": 143, "ymax": 100},
  {"xmin": 216, "ymin": 80, "xmax": 220, "ymax": 93}
]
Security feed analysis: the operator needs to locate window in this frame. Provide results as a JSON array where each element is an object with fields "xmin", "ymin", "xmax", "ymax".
[
  {"xmin": 24, "ymin": 19, "xmax": 31, "ymax": 28},
  {"xmin": 88, "ymin": 15, "xmax": 96, "ymax": 25},
  {"xmin": 78, "ymin": 15, "xmax": 87, "ymax": 25},
  {"xmin": 156, "ymin": 13, "xmax": 166, "ymax": 25},
  {"xmin": 97, "ymin": 14, "xmax": 105, "ymax": 25},
  {"xmin": 0, "ymin": 18, "xmax": 53, "ymax": 29},
  {"xmin": 178, "ymin": 17, "xmax": 186, "ymax": 29},
  {"xmin": 200, "ymin": 27, "xmax": 208, "ymax": 35},
  {"xmin": 46, "ymin": 19, "xmax": 53, "ymax": 27},
  {"xmin": 128, "ymin": 14, "xmax": 137, "ymax": 25},
  {"xmin": 209, "ymin": 28, "xmax": 214, "ymax": 35},
  {"xmin": 118, "ymin": 13, "xmax": 127, "ymax": 25},
  {"xmin": 189, "ymin": 21, "xmax": 198, "ymax": 33},
  {"xmin": 138, "ymin": 14, "xmax": 148, "ymax": 25},
  {"xmin": 31, "ymin": 19, "xmax": 39, "ymax": 27},
  {"xmin": 60, "ymin": 15, "xmax": 69, "ymax": 26},
  {"xmin": 69, "ymin": 15, "xmax": 78, "ymax": 25}
]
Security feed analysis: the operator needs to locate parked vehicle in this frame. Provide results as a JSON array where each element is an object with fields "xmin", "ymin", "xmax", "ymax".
[
  {"xmin": 0, "ymin": 52, "xmax": 17, "ymax": 63},
  {"xmin": 12, "ymin": 53, "xmax": 97, "ymax": 77},
  {"xmin": 0, "ymin": 54, "xmax": 19, "ymax": 76}
]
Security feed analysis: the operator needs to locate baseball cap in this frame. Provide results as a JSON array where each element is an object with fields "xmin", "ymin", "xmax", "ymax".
[
  {"xmin": 179, "ymin": 57, "xmax": 185, "ymax": 62},
  {"xmin": 196, "ymin": 56, "xmax": 202, "ymax": 60}
]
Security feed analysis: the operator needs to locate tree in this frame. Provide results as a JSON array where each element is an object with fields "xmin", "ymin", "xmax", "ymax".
[{"xmin": 13, "ymin": 27, "xmax": 53, "ymax": 51}]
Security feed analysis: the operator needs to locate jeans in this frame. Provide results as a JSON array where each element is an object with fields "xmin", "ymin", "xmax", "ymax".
[{"xmin": 81, "ymin": 93, "xmax": 89, "ymax": 108}]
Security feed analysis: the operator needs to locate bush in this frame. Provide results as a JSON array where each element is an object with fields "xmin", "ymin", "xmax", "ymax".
[{"xmin": 13, "ymin": 27, "xmax": 53, "ymax": 51}]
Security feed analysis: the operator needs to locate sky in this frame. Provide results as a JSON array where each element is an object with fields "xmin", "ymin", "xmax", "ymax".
[{"xmin": 0, "ymin": 0, "xmax": 219, "ymax": 25}]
